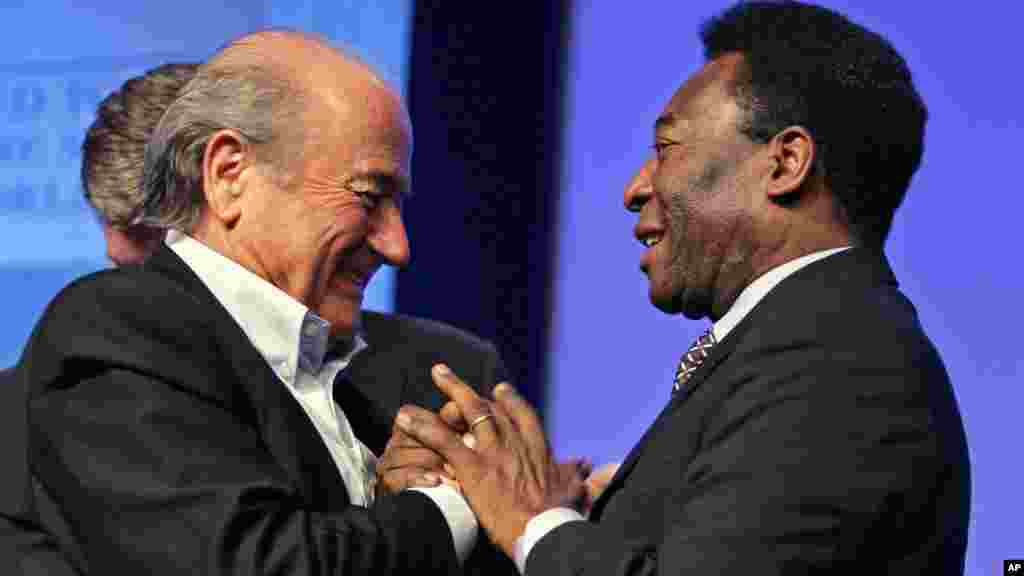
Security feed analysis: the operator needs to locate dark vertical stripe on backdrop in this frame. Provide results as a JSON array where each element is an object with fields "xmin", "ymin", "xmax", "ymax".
[{"xmin": 399, "ymin": 1, "xmax": 571, "ymax": 418}]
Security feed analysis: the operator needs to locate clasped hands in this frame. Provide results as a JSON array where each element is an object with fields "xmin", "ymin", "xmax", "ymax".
[{"xmin": 376, "ymin": 364, "xmax": 617, "ymax": 556}]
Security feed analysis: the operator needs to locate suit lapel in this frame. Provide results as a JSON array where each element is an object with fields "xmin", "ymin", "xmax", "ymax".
[
  {"xmin": 146, "ymin": 246, "xmax": 351, "ymax": 513},
  {"xmin": 590, "ymin": 248, "xmax": 894, "ymax": 519},
  {"xmin": 240, "ymin": 355, "xmax": 351, "ymax": 513},
  {"xmin": 590, "ymin": 321, "xmax": 746, "ymax": 519},
  {"xmin": 339, "ymin": 315, "xmax": 410, "ymax": 456}
]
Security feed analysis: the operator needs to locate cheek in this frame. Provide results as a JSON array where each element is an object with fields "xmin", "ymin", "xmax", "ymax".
[
  {"xmin": 338, "ymin": 204, "xmax": 371, "ymax": 234},
  {"xmin": 326, "ymin": 209, "xmax": 372, "ymax": 259},
  {"xmin": 662, "ymin": 193, "xmax": 700, "ymax": 250},
  {"xmin": 314, "ymin": 211, "xmax": 375, "ymax": 279}
]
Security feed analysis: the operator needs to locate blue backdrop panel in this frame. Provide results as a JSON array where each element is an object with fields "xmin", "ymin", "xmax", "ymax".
[
  {"xmin": 549, "ymin": 2, "xmax": 1021, "ymax": 573},
  {"xmin": 0, "ymin": 1, "xmax": 412, "ymax": 366}
]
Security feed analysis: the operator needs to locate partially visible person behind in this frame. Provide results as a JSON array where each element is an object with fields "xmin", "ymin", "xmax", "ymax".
[
  {"xmin": 82, "ymin": 62, "xmax": 198, "ymax": 265},
  {"xmin": 0, "ymin": 62, "xmax": 196, "ymax": 576}
]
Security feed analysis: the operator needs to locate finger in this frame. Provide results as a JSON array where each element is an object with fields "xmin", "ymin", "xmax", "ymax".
[
  {"xmin": 493, "ymin": 383, "xmax": 549, "ymax": 463},
  {"xmin": 378, "ymin": 468, "xmax": 443, "ymax": 495},
  {"xmin": 395, "ymin": 404, "xmax": 479, "ymax": 472},
  {"xmin": 565, "ymin": 456, "xmax": 593, "ymax": 479},
  {"xmin": 415, "ymin": 471, "xmax": 443, "ymax": 488},
  {"xmin": 378, "ymin": 447, "xmax": 445, "ymax": 472},
  {"xmin": 440, "ymin": 401, "xmax": 468, "ymax": 432},
  {"xmin": 384, "ymin": 430, "xmax": 431, "ymax": 449},
  {"xmin": 590, "ymin": 462, "xmax": 620, "ymax": 485},
  {"xmin": 385, "ymin": 422, "xmax": 434, "ymax": 448},
  {"xmin": 584, "ymin": 462, "xmax": 619, "ymax": 504},
  {"xmin": 439, "ymin": 475, "xmax": 463, "ymax": 493},
  {"xmin": 485, "ymin": 396, "xmax": 518, "ymax": 448},
  {"xmin": 443, "ymin": 462, "xmax": 457, "ymax": 478},
  {"xmin": 555, "ymin": 459, "xmax": 591, "ymax": 487},
  {"xmin": 555, "ymin": 460, "xmax": 590, "ymax": 511},
  {"xmin": 432, "ymin": 364, "xmax": 499, "ymax": 447},
  {"xmin": 493, "ymin": 382, "xmax": 543, "ymax": 438}
]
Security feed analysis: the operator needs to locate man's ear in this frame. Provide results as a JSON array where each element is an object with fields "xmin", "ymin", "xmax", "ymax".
[
  {"xmin": 765, "ymin": 126, "xmax": 816, "ymax": 201},
  {"xmin": 202, "ymin": 129, "xmax": 248, "ymax": 228}
]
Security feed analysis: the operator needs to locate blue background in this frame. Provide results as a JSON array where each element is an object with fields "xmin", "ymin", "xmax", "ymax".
[
  {"xmin": 0, "ymin": 1, "xmax": 1017, "ymax": 573},
  {"xmin": 0, "ymin": 0, "xmax": 410, "ymax": 366},
  {"xmin": 549, "ymin": 2, "xmax": 1022, "ymax": 573}
]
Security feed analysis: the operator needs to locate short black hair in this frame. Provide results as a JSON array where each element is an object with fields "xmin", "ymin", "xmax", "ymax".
[{"xmin": 701, "ymin": 1, "xmax": 927, "ymax": 247}]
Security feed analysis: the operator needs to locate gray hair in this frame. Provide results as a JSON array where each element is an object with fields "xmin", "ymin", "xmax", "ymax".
[
  {"xmin": 82, "ymin": 63, "xmax": 198, "ymax": 227},
  {"xmin": 140, "ymin": 57, "xmax": 307, "ymax": 231}
]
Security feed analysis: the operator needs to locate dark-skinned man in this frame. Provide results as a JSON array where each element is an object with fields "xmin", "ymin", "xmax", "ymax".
[{"xmin": 395, "ymin": 2, "xmax": 969, "ymax": 574}]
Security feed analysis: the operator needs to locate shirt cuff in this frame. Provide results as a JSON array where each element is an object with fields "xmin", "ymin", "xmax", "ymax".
[
  {"xmin": 512, "ymin": 507, "xmax": 586, "ymax": 574},
  {"xmin": 410, "ymin": 486, "xmax": 478, "ymax": 564}
]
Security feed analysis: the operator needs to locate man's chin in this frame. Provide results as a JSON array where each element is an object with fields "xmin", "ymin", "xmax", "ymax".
[
  {"xmin": 650, "ymin": 287, "xmax": 706, "ymax": 320},
  {"xmin": 649, "ymin": 287, "xmax": 681, "ymax": 315}
]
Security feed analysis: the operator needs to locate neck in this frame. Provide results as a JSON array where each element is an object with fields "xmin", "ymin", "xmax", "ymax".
[
  {"xmin": 191, "ymin": 217, "xmax": 274, "ymax": 285},
  {"xmin": 760, "ymin": 234, "xmax": 853, "ymax": 276},
  {"xmin": 709, "ymin": 226, "xmax": 852, "ymax": 321},
  {"xmin": 189, "ymin": 217, "xmax": 229, "ymax": 257}
]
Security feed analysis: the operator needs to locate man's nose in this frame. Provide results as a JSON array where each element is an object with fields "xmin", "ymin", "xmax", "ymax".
[
  {"xmin": 369, "ymin": 203, "xmax": 411, "ymax": 267},
  {"xmin": 624, "ymin": 159, "xmax": 656, "ymax": 213}
]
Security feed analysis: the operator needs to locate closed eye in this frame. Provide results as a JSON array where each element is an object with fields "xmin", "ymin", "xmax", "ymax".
[
  {"xmin": 349, "ymin": 173, "xmax": 407, "ymax": 212},
  {"xmin": 348, "ymin": 177, "xmax": 387, "ymax": 211}
]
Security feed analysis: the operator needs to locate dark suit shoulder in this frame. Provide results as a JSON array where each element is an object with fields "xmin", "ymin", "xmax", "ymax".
[
  {"xmin": 23, "ymin": 265, "xmax": 229, "ymax": 406},
  {"xmin": 361, "ymin": 310, "xmax": 500, "ymax": 359},
  {"xmin": 36, "ymin": 264, "xmax": 212, "ymax": 337},
  {"xmin": 580, "ymin": 250, "xmax": 968, "ymax": 574},
  {"xmin": 737, "ymin": 253, "xmax": 948, "ymax": 396},
  {"xmin": 56, "ymin": 260, "xmax": 205, "ymax": 308},
  {"xmin": 356, "ymin": 310, "xmax": 507, "ymax": 409},
  {"xmin": 698, "ymin": 254, "xmax": 968, "ymax": 566}
]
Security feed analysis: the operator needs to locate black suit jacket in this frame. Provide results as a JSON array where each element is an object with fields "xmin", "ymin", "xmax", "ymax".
[
  {"xmin": 527, "ymin": 249, "xmax": 970, "ymax": 575},
  {"xmin": 13, "ymin": 245, "xmax": 516, "ymax": 575},
  {"xmin": 0, "ymin": 367, "xmax": 80, "ymax": 575}
]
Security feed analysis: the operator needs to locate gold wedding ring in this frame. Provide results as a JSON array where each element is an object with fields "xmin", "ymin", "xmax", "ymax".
[{"xmin": 468, "ymin": 413, "xmax": 493, "ymax": 432}]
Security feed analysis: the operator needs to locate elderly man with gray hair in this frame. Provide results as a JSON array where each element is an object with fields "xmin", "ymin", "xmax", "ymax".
[{"xmin": 16, "ymin": 30, "xmax": 522, "ymax": 575}]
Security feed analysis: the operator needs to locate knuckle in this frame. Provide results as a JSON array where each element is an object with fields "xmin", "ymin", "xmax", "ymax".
[{"xmin": 467, "ymin": 402, "xmax": 493, "ymax": 420}]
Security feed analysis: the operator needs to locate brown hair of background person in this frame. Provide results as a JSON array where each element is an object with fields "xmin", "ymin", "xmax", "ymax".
[{"xmin": 81, "ymin": 62, "xmax": 198, "ymax": 265}]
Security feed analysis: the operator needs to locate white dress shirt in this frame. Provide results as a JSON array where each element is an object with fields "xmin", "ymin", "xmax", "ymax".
[
  {"xmin": 511, "ymin": 246, "xmax": 853, "ymax": 574},
  {"xmin": 167, "ymin": 234, "xmax": 477, "ymax": 562}
]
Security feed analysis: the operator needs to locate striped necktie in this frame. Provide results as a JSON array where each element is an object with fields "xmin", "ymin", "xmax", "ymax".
[{"xmin": 672, "ymin": 329, "xmax": 717, "ymax": 395}]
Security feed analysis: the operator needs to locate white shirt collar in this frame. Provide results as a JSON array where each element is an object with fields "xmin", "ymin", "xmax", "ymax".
[
  {"xmin": 711, "ymin": 246, "xmax": 852, "ymax": 342},
  {"xmin": 166, "ymin": 234, "xmax": 366, "ymax": 383}
]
